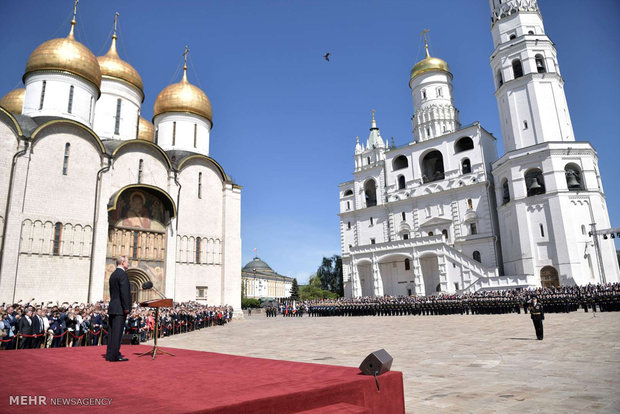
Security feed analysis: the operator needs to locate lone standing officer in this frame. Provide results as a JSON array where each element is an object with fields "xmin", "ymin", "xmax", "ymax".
[
  {"xmin": 106, "ymin": 256, "xmax": 132, "ymax": 361},
  {"xmin": 529, "ymin": 296, "xmax": 545, "ymax": 340}
]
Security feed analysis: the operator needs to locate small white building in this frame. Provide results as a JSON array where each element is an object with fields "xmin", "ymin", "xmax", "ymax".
[
  {"xmin": 339, "ymin": 0, "xmax": 619, "ymax": 297},
  {"xmin": 241, "ymin": 257, "xmax": 294, "ymax": 300},
  {"xmin": 0, "ymin": 9, "xmax": 242, "ymax": 312}
]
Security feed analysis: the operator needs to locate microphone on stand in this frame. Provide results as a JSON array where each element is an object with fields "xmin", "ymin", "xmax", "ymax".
[{"xmin": 141, "ymin": 281, "xmax": 166, "ymax": 300}]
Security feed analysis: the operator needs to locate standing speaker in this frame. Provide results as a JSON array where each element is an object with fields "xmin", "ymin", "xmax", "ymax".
[{"xmin": 359, "ymin": 349, "xmax": 393, "ymax": 376}]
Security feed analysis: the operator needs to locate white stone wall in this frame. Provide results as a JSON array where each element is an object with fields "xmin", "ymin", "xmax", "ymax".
[
  {"xmin": 154, "ymin": 113, "xmax": 211, "ymax": 156},
  {"xmin": 93, "ymin": 78, "xmax": 142, "ymax": 141},
  {"xmin": 23, "ymin": 72, "xmax": 98, "ymax": 127}
]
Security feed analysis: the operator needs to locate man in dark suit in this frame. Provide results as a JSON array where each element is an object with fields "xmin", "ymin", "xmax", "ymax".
[
  {"xmin": 18, "ymin": 307, "xmax": 34, "ymax": 349},
  {"xmin": 31, "ymin": 307, "xmax": 44, "ymax": 349},
  {"xmin": 106, "ymin": 256, "xmax": 132, "ymax": 361}
]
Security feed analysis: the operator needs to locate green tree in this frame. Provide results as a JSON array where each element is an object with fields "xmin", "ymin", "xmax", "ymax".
[
  {"xmin": 242, "ymin": 298, "xmax": 261, "ymax": 308},
  {"xmin": 315, "ymin": 255, "xmax": 344, "ymax": 296},
  {"xmin": 299, "ymin": 275, "xmax": 339, "ymax": 301},
  {"xmin": 290, "ymin": 278, "xmax": 300, "ymax": 300}
]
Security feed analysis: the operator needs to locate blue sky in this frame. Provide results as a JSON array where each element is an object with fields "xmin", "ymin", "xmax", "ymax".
[{"xmin": 1, "ymin": 1, "xmax": 619, "ymax": 284}]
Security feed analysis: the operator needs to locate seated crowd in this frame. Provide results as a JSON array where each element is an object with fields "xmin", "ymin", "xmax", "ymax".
[
  {"xmin": 0, "ymin": 301, "xmax": 234, "ymax": 350},
  {"xmin": 268, "ymin": 282, "xmax": 620, "ymax": 317}
]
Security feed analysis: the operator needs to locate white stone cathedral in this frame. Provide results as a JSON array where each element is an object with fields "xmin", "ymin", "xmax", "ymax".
[
  {"xmin": 0, "ymin": 7, "xmax": 241, "ymax": 311},
  {"xmin": 339, "ymin": 0, "xmax": 619, "ymax": 297}
]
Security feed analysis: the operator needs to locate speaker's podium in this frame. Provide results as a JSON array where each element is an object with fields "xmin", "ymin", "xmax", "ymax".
[{"xmin": 139, "ymin": 298, "xmax": 175, "ymax": 359}]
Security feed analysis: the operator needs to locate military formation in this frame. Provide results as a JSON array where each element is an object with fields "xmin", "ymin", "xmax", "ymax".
[{"xmin": 267, "ymin": 283, "xmax": 620, "ymax": 318}]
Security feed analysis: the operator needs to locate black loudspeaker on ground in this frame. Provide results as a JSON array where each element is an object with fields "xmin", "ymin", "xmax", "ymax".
[{"xmin": 359, "ymin": 349, "xmax": 393, "ymax": 376}]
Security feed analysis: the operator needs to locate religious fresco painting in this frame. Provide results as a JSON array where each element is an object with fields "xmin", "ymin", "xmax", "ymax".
[{"xmin": 109, "ymin": 189, "xmax": 168, "ymax": 232}]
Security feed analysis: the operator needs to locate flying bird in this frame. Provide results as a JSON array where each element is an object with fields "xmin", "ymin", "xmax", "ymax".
[{"xmin": 324, "ymin": 52, "xmax": 330, "ymax": 62}]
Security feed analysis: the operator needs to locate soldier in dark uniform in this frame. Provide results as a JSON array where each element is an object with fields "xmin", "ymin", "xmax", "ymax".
[{"xmin": 528, "ymin": 296, "xmax": 544, "ymax": 340}]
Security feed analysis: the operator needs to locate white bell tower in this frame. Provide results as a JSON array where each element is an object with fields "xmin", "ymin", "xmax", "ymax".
[
  {"xmin": 490, "ymin": 0, "xmax": 574, "ymax": 152},
  {"xmin": 489, "ymin": 0, "xmax": 620, "ymax": 287}
]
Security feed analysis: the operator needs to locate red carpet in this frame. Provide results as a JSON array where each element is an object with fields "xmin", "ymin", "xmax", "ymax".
[{"xmin": 0, "ymin": 345, "xmax": 405, "ymax": 413}]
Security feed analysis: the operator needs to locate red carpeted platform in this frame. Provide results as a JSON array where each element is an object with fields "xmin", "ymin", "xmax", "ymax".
[{"xmin": 0, "ymin": 345, "xmax": 405, "ymax": 413}]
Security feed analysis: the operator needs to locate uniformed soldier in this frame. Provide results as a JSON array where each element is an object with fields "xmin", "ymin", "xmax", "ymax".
[{"xmin": 528, "ymin": 296, "xmax": 544, "ymax": 340}]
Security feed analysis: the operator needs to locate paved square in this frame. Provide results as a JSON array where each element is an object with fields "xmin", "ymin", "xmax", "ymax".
[{"xmin": 156, "ymin": 312, "xmax": 620, "ymax": 413}]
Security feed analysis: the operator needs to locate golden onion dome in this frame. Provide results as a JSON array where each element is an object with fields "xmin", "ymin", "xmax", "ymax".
[
  {"xmin": 0, "ymin": 88, "xmax": 25, "ymax": 114},
  {"xmin": 98, "ymin": 35, "xmax": 144, "ymax": 99},
  {"xmin": 153, "ymin": 66, "xmax": 212, "ymax": 122},
  {"xmin": 23, "ymin": 19, "xmax": 101, "ymax": 90},
  {"xmin": 137, "ymin": 117, "xmax": 154, "ymax": 142},
  {"xmin": 410, "ymin": 44, "xmax": 451, "ymax": 80}
]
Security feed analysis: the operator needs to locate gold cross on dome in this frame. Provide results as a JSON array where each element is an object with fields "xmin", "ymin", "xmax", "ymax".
[
  {"xmin": 113, "ymin": 12, "xmax": 119, "ymax": 36},
  {"xmin": 72, "ymin": 0, "xmax": 79, "ymax": 21},
  {"xmin": 420, "ymin": 28, "xmax": 430, "ymax": 57},
  {"xmin": 183, "ymin": 45, "xmax": 190, "ymax": 66}
]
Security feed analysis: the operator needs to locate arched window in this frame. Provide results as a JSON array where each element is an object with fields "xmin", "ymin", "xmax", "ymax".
[
  {"xmin": 114, "ymin": 98, "xmax": 122, "ymax": 134},
  {"xmin": 501, "ymin": 179, "xmax": 510, "ymax": 205},
  {"xmin": 470, "ymin": 223, "xmax": 477, "ymax": 235},
  {"xmin": 497, "ymin": 69, "xmax": 503, "ymax": 87},
  {"xmin": 467, "ymin": 199, "xmax": 473, "ymax": 209},
  {"xmin": 138, "ymin": 159, "xmax": 143, "ymax": 183},
  {"xmin": 393, "ymin": 155, "xmax": 408, "ymax": 171},
  {"xmin": 525, "ymin": 168, "xmax": 545, "ymax": 196},
  {"xmin": 404, "ymin": 259, "xmax": 411, "ymax": 271},
  {"xmin": 198, "ymin": 172, "xmax": 202, "ymax": 199},
  {"xmin": 344, "ymin": 189, "xmax": 353, "ymax": 196},
  {"xmin": 172, "ymin": 121, "xmax": 177, "ymax": 145},
  {"xmin": 422, "ymin": 89, "xmax": 427, "ymax": 99},
  {"xmin": 196, "ymin": 238, "xmax": 202, "ymax": 263},
  {"xmin": 512, "ymin": 59, "xmax": 523, "ymax": 79},
  {"xmin": 535, "ymin": 54, "xmax": 546, "ymax": 73},
  {"xmin": 194, "ymin": 123, "xmax": 198, "ymax": 148},
  {"xmin": 68, "ymin": 85, "xmax": 74, "ymax": 114},
  {"xmin": 473, "ymin": 251, "xmax": 481, "ymax": 263},
  {"xmin": 401, "ymin": 212, "xmax": 406, "ymax": 221},
  {"xmin": 155, "ymin": 128, "xmax": 159, "ymax": 145},
  {"xmin": 539, "ymin": 224, "xmax": 545, "ymax": 238},
  {"xmin": 442, "ymin": 229, "xmax": 448, "ymax": 240},
  {"xmin": 364, "ymin": 179, "xmax": 377, "ymax": 207},
  {"xmin": 53, "ymin": 222, "xmax": 62, "ymax": 256},
  {"xmin": 346, "ymin": 201, "xmax": 350, "ymax": 210},
  {"xmin": 565, "ymin": 163, "xmax": 584, "ymax": 191},
  {"xmin": 581, "ymin": 225, "xmax": 586, "ymax": 235},
  {"xmin": 62, "ymin": 143, "xmax": 70, "ymax": 175},
  {"xmin": 428, "ymin": 231, "xmax": 434, "ymax": 236},
  {"xmin": 509, "ymin": 34, "xmax": 516, "ymax": 40},
  {"xmin": 461, "ymin": 158, "xmax": 471, "ymax": 174},
  {"xmin": 347, "ymin": 222, "xmax": 351, "ymax": 230},
  {"xmin": 397, "ymin": 175, "xmax": 406, "ymax": 190},
  {"xmin": 39, "ymin": 80, "xmax": 46, "ymax": 110},
  {"xmin": 135, "ymin": 112, "xmax": 140, "ymax": 139},
  {"xmin": 132, "ymin": 231, "xmax": 139, "ymax": 259},
  {"xmin": 421, "ymin": 150, "xmax": 445, "ymax": 183},
  {"xmin": 455, "ymin": 137, "xmax": 474, "ymax": 153}
]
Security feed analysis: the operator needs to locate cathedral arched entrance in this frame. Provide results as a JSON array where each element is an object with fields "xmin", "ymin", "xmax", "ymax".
[
  {"xmin": 420, "ymin": 254, "xmax": 441, "ymax": 296},
  {"xmin": 378, "ymin": 253, "xmax": 412, "ymax": 297},
  {"xmin": 356, "ymin": 261, "xmax": 374, "ymax": 297},
  {"xmin": 127, "ymin": 268, "xmax": 152, "ymax": 304},
  {"xmin": 540, "ymin": 266, "xmax": 559, "ymax": 288},
  {"xmin": 103, "ymin": 184, "xmax": 176, "ymax": 301}
]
